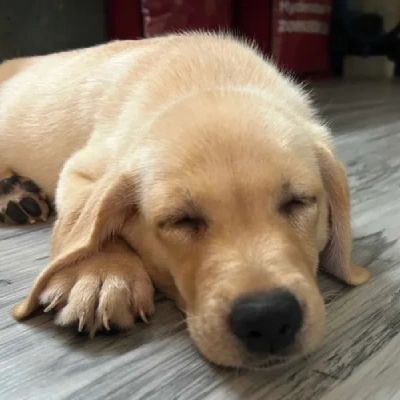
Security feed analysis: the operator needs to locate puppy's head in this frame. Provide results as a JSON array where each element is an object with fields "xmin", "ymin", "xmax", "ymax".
[
  {"xmin": 122, "ymin": 90, "xmax": 340, "ymax": 368},
  {"xmin": 13, "ymin": 87, "xmax": 369, "ymax": 368}
]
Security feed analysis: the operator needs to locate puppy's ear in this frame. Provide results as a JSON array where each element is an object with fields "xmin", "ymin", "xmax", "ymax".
[
  {"xmin": 12, "ymin": 171, "xmax": 135, "ymax": 320},
  {"xmin": 315, "ymin": 139, "xmax": 370, "ymax": 286}
]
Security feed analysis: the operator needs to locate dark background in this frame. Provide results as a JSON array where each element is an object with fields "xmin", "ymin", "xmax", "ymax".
[
  {"xmin": 0, "ymin": 0, "xmax": 106, "ymax": 61},
  {"xmin": 0, "ymin": 1, "xmax": 399, "ymax": 77}
]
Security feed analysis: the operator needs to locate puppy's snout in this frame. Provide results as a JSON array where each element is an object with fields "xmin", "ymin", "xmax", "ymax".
[{"xmin": 228, "ymin": 290, "xmax": 303, "ymax": 354}]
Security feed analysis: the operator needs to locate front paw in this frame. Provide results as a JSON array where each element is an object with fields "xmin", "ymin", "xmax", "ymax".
[{"xmin": 39, "ymin": 255, "xmax": 155, "ymax": 337}]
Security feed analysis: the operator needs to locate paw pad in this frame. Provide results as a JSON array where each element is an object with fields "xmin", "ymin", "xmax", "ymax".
[{"xmin": 0, "ymin": 174, "xmax": 51, "ymax": 225}]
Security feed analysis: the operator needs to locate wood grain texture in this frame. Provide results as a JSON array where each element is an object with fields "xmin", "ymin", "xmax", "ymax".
[{"xmin": 1, "ymin": 81, "xmax": 400, "ymax": 400}]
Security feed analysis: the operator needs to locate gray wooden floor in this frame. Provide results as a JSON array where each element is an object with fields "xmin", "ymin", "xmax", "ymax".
[{"xmin": 1, "ymin": 81, "xmax": 400, "ymax": 400}]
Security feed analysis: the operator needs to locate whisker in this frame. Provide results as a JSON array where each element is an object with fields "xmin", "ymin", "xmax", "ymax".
[{"xmin": 165, "ymin": 312, "xmax": 222, "ymax": 334}]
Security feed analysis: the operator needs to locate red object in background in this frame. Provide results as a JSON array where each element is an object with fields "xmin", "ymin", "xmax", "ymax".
[
  {"xmin": 272, "ymin": 0, "xmax": 332, "ymax": 75},
  {"xmin": 141, "ymin": 0, "xmax": 233, "ymax": 37},
  {"xmin": 105, "ymin": 0, "xmax": 143, "ymax": 39},
  {"xmin": 236, "ymin": 0, "xmax": 273, "ymax": 56}
]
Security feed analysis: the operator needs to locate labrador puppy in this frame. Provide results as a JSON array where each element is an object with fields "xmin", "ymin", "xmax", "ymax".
[{"xmin": 0, "ymin": 33, "xmax": 370, "ymax": 368}]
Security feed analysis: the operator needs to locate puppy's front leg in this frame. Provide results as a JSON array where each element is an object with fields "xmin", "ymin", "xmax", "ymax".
[
  {"xmin": 40, "ymin": 239, "xmax": 155, "ymax": 335},
  {"xmin": 12, "ymin": 147, "xmax": 155, "ymax": 335}
]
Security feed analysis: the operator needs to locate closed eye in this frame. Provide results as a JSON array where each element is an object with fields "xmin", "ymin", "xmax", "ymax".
[
  {"xmin": 173, "ymin": 216, "xmax": 206, "ymax": 231},
  {"xmin": 158, "ymin": 214, "xmax": 207, "ymax": 233},
  {"xmin": 280, "ymin": 195, "xmax": 317, "ymax": 214}
]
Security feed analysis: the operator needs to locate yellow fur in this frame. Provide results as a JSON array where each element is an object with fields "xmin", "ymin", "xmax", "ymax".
[{"xmin": 0, "ymin": 33, "xmax": 369, "ymax": 368}]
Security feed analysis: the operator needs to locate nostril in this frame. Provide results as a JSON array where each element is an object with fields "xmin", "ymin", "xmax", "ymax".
[
  {"xmin": 279, "ymin": 324, "xmax": 292, "ymax": 337},
  {"xmin": 249, "ymin": 330, "xmax": 263, "ymax": 339}
]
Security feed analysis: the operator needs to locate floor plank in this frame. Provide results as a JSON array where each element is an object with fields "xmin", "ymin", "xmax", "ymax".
[{"xmin": 1, "ymin": 81, "xmax": 400, "ymax": 400}]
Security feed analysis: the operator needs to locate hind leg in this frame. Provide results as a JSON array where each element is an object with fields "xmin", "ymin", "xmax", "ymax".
[{"xmin": 0, "ymin": 166, "xmax": 51, "ymax": 225}]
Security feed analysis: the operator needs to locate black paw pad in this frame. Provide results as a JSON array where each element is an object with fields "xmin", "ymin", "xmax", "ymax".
[
  {"xmin": 0, "ymin": 175, "xmax": 19, "ymax": 196},
  {"xmin": 6, "ymin": 201, "xmax": 28, "ymax": 224},
  {"xmin": 0, "ymin": 174, "xmax": 50, "ymax": 225},
  {"xmin": 20, "ymin": 180, "xmax": 41, "ymax": 194},
  {"xmin": 19, "ymin": 196, "xmax": 42, "ymax": 217}
]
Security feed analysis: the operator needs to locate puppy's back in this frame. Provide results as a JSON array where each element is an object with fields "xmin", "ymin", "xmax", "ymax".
[
  {"xmin": 0, "ymin": 33, "xmax": 315, "ymax": 194},
  {"xmin": 0, "ymin": 39, "xmax": 167, "ymax": 193},
  {"xmin": 131, "ymin": 33, "xmax": 314, "ymax": 122}
]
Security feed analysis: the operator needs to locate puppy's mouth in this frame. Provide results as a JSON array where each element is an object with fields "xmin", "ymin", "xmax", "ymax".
[
  {"xmin": 243, "ymin": 352, "xmax": 303, "ymax": 370},
  {"xmin": 251, "ymin": 360, "xmax": 287, "ymax": 370},
  {"xmin": 236, "ymin": 340, "xmax": 305, "ymax": 370}
]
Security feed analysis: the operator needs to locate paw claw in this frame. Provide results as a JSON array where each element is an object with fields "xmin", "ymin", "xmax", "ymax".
[
  {"xmin": 44, "ymin": 297, "xmax": 59, "ymax": 313},
  {"xmin": 103, "ymin": 314, "xmax": 110, "ymax": 331},
  {"xmin": 78, "ymin": 316, "xmax": 85, "ymax": 333},
  {"xmin": 139, "ymin": 310, "xmax": 150, "ymax": 324}
]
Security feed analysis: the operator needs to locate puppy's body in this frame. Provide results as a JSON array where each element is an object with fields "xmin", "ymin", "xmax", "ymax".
[
  {"xmin": 0, "ymin": 34, "xmax": 311, "ymax": 195},
  {"xmin": 0, "ymin": 38, "xmax": 163, "ymax": 194},
  {"xmin": 0, "ymin": 33, "xmax": 370, "ymax": 368}
]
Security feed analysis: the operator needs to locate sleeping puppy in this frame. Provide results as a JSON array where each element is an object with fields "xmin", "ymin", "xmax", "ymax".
[{"xmin": 0, "ymin": 33, "xmax": 370, "ymax": 368}]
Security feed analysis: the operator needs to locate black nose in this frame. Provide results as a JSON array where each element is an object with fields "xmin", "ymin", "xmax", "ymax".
[{"xmin": 228, "ymin": 290, "xmax": 303, "ymax": 354}]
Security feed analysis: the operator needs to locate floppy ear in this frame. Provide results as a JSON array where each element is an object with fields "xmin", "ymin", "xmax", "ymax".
[
  {"xmin": 12, "ymin": 171, "xmax": 135, "ymax": 320},
  {"xmin": 315, "ymin": 141, "xmax": 370, "ymax": 286}
]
